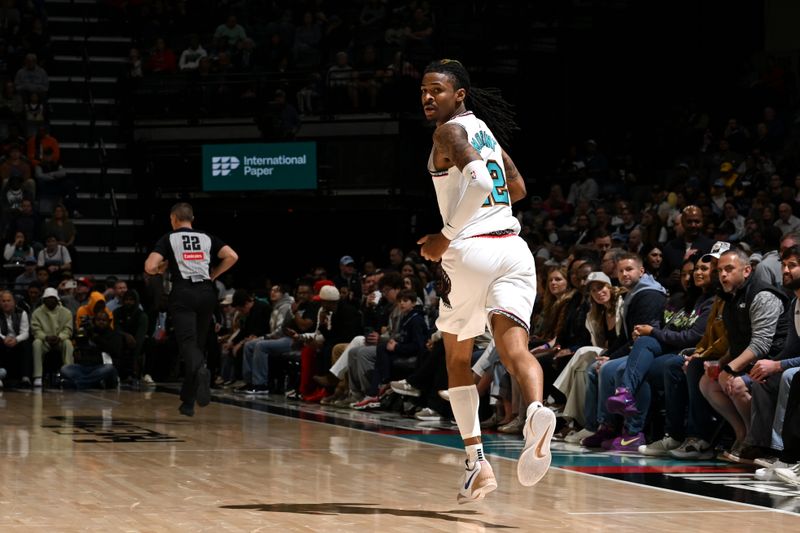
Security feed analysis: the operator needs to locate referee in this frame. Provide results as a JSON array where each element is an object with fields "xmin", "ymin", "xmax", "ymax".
[{"xmin": 144, "ymin": 202, "xmax": 238, "ymax": 416}]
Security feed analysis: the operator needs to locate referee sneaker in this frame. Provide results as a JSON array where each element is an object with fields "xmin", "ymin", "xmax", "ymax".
[{"xmin": 144, "ymin": 202, "xmax": 238, "ymax": 416}]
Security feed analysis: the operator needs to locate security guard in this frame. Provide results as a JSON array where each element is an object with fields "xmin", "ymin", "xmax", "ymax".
[{"xmin": 144, "ymin": 203, "xmax": 238, "ymax": 416}]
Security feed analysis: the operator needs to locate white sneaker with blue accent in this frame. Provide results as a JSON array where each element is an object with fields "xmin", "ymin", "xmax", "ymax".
[{"xmin": 457, "ymin": 459, "xmax": 497, "ymax": 504}]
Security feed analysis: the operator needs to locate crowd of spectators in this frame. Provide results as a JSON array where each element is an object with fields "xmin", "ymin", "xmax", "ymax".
[
  {"xmin": 0, "ymin": 3, "xmax": 79, "ymax": 296},
  {"xmin": 110, "ymin": 0, "xmax": 432, "ymax": 121}
]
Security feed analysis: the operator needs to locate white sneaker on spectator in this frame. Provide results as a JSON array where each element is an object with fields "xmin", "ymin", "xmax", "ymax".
[
  {"xmin": 565, "ymin": 428, "xmax": 594, "ymax": 444},
  {"xmin": 457, "ymin": 459, "xmax": 497, "ymax": 504},
  {"xmin": 390, "ymin": 379, "xmax": 421, "ymax": 397},
  {"xmin": 438, "ymin": 390, "xmax": 450, "ymax": 402},
  {"xmin": 142, "ymin": 374, "xmax": 155, "ymax": 385},
  {"xmin": 638, "ymin": 435, "xmax": 682, "ymax": 456},
  {"xmin": 775, "ymin": 463, "xmax": 800, "ymax": 485},
  {"xmin": 415, "ymin": 407, "xmax": 442, "ymax": 421},
  {"xmin": 33, "ymin": 377, "xmax": 42, "ymax": 388},
  {"xmin": 755, "ymin": 461, "xmax": 789, "ymax": 481},
  {"xmin": 669, "ymin": 438, "xmax": 714, "ymax": 460},
  {"xmin": 517, "ymin": 403, "xmax": 556, "ymax": 487}
]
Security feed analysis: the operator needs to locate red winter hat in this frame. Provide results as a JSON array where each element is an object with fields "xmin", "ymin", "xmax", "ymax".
[{"xmin": 312, "ymin": 279, "xmax": 335, "ymax": 301}]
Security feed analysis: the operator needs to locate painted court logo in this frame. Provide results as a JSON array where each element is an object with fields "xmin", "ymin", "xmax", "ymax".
[{"xmin": 212, "ymin": 156, "xmax": 240, "ymax": 176}]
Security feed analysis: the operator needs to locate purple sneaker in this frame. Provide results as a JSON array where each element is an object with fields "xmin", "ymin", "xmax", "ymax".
[
  {"xmin": 608, "ymin": 431, "xmax": 645, "ymax": 452},
  {"xmin": 606, "ymin": 387, "xmax": 639, "ymax": 417},
  {"xmin": 580, "ymin": 425, "xmax": 618, "ymax": 448}
]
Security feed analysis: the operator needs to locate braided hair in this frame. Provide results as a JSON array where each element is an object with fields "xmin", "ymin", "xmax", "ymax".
[{"xmin": 424, "ymin": 59, "xmax": 519, "ymax": 147}]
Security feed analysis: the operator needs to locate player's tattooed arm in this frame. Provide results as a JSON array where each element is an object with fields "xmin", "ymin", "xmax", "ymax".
[
  {"xmin": 432, "ymin": 123, "xmax": 482, "ymax": 170},
  {"xmin": 502, "ymin": 150, "xmax": 527, "ymax": 204}
]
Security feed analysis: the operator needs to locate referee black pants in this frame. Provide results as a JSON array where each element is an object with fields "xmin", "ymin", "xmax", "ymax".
[{"xmin": 169, "ymin": 282, "xmax": 216, "ymax": 404}]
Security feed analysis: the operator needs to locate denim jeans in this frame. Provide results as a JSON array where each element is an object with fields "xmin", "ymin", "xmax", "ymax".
[
  {"xmin": 584, "ymin": 356, "xmax": 627, "ymax": 431},
  {"xmin": 61, "ymin": 364, "xmax": 118, "ymax": 389},
  {"xmin": 249, "ymin": 337, "xmax": 293, "ymax": 386},
  {"xmin": 613, "ymin": 336, "xmax": 664, "ymax": 434}
]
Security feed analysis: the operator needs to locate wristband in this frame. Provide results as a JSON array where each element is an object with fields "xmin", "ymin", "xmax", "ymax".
[{"xmin": 721, "ymin": 364, "xmax": 741, "ymax": 376}]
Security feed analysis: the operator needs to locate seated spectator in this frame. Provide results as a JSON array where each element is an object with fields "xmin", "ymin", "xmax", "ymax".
[
  {"xmin": 641, "ymin": 244, "xmax": 663, "ymax": 277},
  {"xmin": 60, "ymin": 311, "xmax": 119, "ymax": 389},
  {"xmin": 37, "ymin": 235, "xmax": 71, "ymax": 273},
  {"xmin": 0, "ymin": 80, "xmax": 23, "ymax": 119},
  {"xmin": 42, "ymin": 205, "xmax": 75, "ymax": 248},
  {"xmin": 214, "ymin": 15, "xmax": 249, "ymax": 49},
  {"xmin": 367, "ymin": 289, "xmax": 428, "ymax": 408},
  {"xmin": 10, "ymin": 198, "xmax": 40, "ymax": 244},
  {"xmin": 223, "ymin": 289, "xmax": 271, "ymax": 373},
  {"xmin": 35, "ymin": 266, "xmax": 51, "ymax": 289},
  {"xmin": 745, "ymin": 246, "xmax": 800, "ymax": 479},
  {"xmin": 528, "ymin": 265, "xmax": 584, "ymax": 410},
  {"xmin": 566, "ymin": 168, "xmax": 599, "ymax": 207},
  {"xmin": 105, "ymin": 280, "xmax": 129, "ymax": 313},
  {"xmin": 126, "ymin": 48, "xmax": 143, "ymax": 78},
  {"xmin": 236, "ymin": 284, "xmax": 294, "ymax": 395},
  {"xmin": 35, "ymin": 148, "xmax": 70, "ymax": 215},
  {"xmin": 145, "ymin": 37, "xmax": 177, "ymax": 74},
  {"xmin": 178, "ymin": 34, "xmax": 207, "ymax": 71},
  {"xmin": 14, "ymin": 53, "xmax": 48, "ymax": 101},
  {"xmin": 24, "ymin": 92, "xmax": 45, "ymax": 136},
  {"xmin": 27, "ymin": 125, "xmax": 59, "ymax": 167},
  {"xmin": 113, "ymin": 289, "xmax": 148, "ymax": 381},
  {"xmin": 700, "ymin": 248, "xmax": 790, "ymax": 462},
  {"xmin": 0, "ymin": 289, "xmax": 31, "ymax": 386},
  {"xmin": 327, "ymin": 51, "xmax": 357, "ymax": 111},
  {"xmin": 775, "ymin": 202, "xmax": 800, "ymax": 236},
  {"xmin": 580, "ymin": 254, "xmax": 667, "ymax": 448},
  {"xmin": 293, "ymin": 11, "xmax": 322, "ymax": 69},
  {"xmin": 2, "ymin": 174, "xmax": 30, "ymax": 217},
  {"xmin": 75, "ymin": 291, "xmax": 114, "ymax": 332},
  {"xmin": 30, "ymin": 287, "xmax": 73, "ymax": 388},
  {"xmin": 293, "ymin": 283, "xmax": 361, "ymax": 402},
  {"xmin": 13, "ymin": 258, "xmax": 36, "ymax": 293},
  {"xmin": 57, "ymin": 278, "xmax": 80, "ymax": 315},
  {"xmin": 20, "ymin": 281, "xmax": 42, "ymax": 315},
  {"xmin": 0, "ymin": 143, "xmax": 32, "ymax": 195},
  {"xmin": 660, "ymin": 206, "xmax": 714, "ymax": 292},
  {"xmin": 3, "ymin": 230, "xmax": 33, "ymax": 265}
]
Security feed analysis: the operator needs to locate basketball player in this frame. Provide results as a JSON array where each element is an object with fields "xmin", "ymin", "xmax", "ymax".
[
  {"xmin": 418, "ymin": 60, "xmax": 555, "ymax": 503},
  {"xmin": 144, "ymin": 203, "xmax": 238, "ymax": 417}
]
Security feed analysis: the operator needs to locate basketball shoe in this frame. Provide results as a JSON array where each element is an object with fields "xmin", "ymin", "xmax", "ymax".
[
  {"xmin": 518, "ymin": 402, "xmax": 556, "ymax": 486},
  {"xmin": 457, "ymin": 459, "xmax": 497, "ymax": 504}
]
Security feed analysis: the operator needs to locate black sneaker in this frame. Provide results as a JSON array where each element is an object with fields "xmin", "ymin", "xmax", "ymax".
[
  {"xmin": 178, "ymin": 402, "xmax": 195, "ymax": 417},
  {"xmin": 196, "ymin": 367, "xmax": 211, "ymax": 407},
  {"xmin": 252, "ymin": 384, "xmax": 270, "ymax": 395},
  {"xmin": 235, "ymin": 383, "xmax": 255, "ymax": 393}
]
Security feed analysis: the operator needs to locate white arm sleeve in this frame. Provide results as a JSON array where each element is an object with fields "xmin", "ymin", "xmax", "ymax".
[{"xmin": 441, "ymin": 159, "xmax": 493, "ymax": 240}]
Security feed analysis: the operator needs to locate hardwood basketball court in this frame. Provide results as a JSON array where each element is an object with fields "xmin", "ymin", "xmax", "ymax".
[{"xmin": 0, "ymin": 388, "xmax": 797, "ymax": 531}]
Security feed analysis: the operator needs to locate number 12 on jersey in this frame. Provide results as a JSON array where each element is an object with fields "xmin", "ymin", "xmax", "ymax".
[{"xmin": 482, "ymin": 160, "xmax": 510, "ymax": 206}]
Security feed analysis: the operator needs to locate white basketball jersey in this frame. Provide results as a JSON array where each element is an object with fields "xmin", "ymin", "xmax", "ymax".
[{"xmin": 428, "ymin": 111, "xmax": 521, "ymax": 240}]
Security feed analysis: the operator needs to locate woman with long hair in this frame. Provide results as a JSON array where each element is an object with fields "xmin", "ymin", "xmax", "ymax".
[{"xmin": 559, "ymin": 271, "xmax": 626, "ymax": 442}]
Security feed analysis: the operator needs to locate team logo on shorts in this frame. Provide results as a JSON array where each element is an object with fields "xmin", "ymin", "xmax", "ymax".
[{"xmin": 438, "ymin": 270, "xmax": 452, "ymax": 309}]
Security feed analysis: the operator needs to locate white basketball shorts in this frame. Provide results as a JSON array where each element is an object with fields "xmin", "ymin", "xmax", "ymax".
[{"xmin": 436, "ymin": 233, "xmax": 536, "ymax": 342}]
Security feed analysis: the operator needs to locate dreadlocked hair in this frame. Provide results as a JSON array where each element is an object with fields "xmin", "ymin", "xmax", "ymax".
[{"xmin": 424, "ymin": 59, "xmax": 519, "ymax": 148}]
